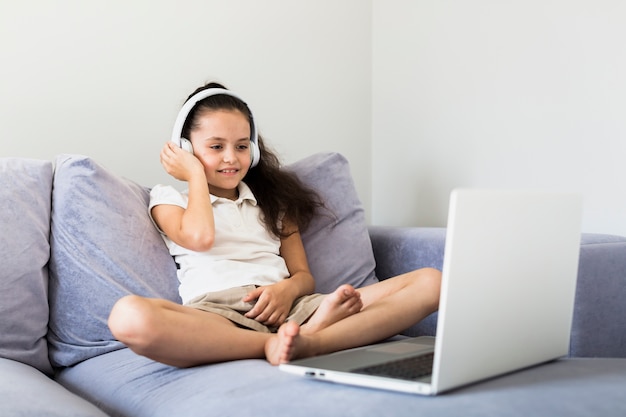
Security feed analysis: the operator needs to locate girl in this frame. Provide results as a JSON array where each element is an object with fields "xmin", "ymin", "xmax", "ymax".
[{"xmin": 108, "ymin": 82, "xmax": 441, "ymax": 367}]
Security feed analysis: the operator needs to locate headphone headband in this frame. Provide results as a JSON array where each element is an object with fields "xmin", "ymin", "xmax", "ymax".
[{"xmin": 170, "ymin": 87, "xmax": 260, "ymax": 168}]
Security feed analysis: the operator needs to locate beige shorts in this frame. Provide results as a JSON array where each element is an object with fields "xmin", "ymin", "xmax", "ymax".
[{"xmin": 185, "ymin": 285, "xmax": 325, "ymax": 333}]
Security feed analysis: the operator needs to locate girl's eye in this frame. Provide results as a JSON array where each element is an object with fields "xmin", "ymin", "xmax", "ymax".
[
  {"xmin": 210, "ymin": 144, "xmax": 222, "ymax": 150},
  {"xmin": 237, "ymin": 144, "xmax": 249, "ymax": 150}
]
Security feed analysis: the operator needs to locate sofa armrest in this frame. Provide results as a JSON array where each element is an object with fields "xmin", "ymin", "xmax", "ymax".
[
  {"xmin": 571, "ymin": 234, "xmax": 626, "ymax": 358},
  {"xmin": 368, "ymin": 226, "xmax": 626, "ymax": 357},
  {"xmin": 368, "ymin": 226, "xmax": 446, "ymax": 280},
  {"xmin": 368, "ymin": 226, "xmax": 445, "ymax": 337}
]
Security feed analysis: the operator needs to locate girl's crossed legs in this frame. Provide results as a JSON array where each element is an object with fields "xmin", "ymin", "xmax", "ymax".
[
  {"xmin": 108, "ymin": 267, "xmax": 441, "ymax": 367},
  {"xmin": 265, "ymin": 268, "xmax": 441, "ymax": 365}
]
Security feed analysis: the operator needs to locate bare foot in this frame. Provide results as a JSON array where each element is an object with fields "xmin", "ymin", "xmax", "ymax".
[
  {"xmin": 301, "ymin": 284, "xmax": 363, "ymax": 335},
  {"xmin": 265, "ymin": 321, "xmax": 307, "ymax": 365}
]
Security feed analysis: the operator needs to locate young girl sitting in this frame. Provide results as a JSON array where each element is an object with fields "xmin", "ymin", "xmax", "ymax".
[{"xmin": 108, "ymin": 82, "xmax": 441, "ymax": 367}]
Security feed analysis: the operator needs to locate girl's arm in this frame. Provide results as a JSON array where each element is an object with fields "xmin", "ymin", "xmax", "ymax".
[
  {"xmin": 243, "ymin": 219, "xmax": 316, "ymax": 326},
  {"xmin": 277, "ymin": 224, "xmax": 317, "ymax": 298},
  {"xmin": 151, "ymin": 142, "xmax": 216, "ymax": 252}
]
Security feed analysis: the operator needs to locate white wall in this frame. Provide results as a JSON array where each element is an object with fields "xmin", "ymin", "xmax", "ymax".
[
  {"xmin": 372, "ymin": 0, "xmax": 626, "ymax": 236},
  {"xmin": 3, "ymin": 1, "xmax": 625, "ymax": 236},
  {"xmin": 0, "ymin": 1, "xmax": 372, "ymax": 208}
]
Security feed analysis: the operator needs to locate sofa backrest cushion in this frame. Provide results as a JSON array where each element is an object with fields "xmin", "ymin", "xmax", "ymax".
[
  {"xmin": 48, "ymin": 155, "xmax": 181, "ymax": 368},
  {"xmin": 47, "ymin": 152, "xmax": 377, "ymax": 367},
  {"xmin": 0, "ymin": 158, "xmax": 54, "ymax": 375},
  {"xmin": 286, "ymin": 152, "xmax": 378, "ymax": 293}
]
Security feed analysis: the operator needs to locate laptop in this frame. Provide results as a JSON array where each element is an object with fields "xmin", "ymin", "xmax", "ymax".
[{"xmin": 280, "ymin": 189, "xmax": 583, "ymax": 395}]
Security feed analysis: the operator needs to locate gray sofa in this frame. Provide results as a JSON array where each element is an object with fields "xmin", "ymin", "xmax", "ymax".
[{"xmin": 1, "ymin": 152, "xmax": 625, "ymax": 417}]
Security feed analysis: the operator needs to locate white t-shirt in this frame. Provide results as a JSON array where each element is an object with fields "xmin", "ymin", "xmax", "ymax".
[{"xmin": 149, "ymin": 182, "xmax": 290, "ymax": 304}]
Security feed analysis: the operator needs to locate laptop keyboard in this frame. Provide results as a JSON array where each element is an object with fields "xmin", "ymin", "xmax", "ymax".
[{"xmin": 353, "ymin": 352, "xmax": 434, "ymax": 381}]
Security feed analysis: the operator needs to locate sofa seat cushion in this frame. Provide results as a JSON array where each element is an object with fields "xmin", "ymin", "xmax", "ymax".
[
  {"xmin": 56, "ymin": 348, "xmax": 626, "ymax": 417},
  {"xmin": 0, "ymin": 158, "xmax": 53, "ymax": 375}
]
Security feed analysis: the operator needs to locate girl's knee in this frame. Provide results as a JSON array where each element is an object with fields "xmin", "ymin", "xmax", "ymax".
[
  {"xmin": 421, "ymin": 267, "xmax": 442, "ymax": 288},
  {"xmin": 108, "ymin": 295, "xmax": 158, "ymax": 347},
  {"xmin": 425, "ymin": 268, "xmax": 442, "ymax": 306},
  {"xmin": 411, "ymin": 268, "xmax": 442, "ymax": 307}
]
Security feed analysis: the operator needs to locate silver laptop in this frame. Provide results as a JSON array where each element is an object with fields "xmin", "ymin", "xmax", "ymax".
[{"xmin": 280, "ymin": 189, "xmax": 583, "ymax": 395}]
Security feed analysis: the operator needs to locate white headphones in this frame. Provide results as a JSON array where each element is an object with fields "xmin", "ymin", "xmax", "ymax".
[{"xmin": 170, "ymin": 88, "xmax": 260, "ymax": 168}]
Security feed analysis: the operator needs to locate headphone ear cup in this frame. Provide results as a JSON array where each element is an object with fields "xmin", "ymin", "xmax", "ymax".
[
  {"xmin": 250, "ymin": 140, "xmax": 260, "ymax": 168},
  {"xmin": 180, "ymin": 138, "xmax": 194, "ymax": 154}
]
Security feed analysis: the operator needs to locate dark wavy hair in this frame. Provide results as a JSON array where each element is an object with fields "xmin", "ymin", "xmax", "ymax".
[{"xmin": 181, "ymin": 82, "xmax": 324, "ymax": 237}]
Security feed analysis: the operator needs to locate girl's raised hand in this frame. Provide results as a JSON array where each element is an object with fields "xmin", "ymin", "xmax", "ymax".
[{"xmin": 160, "ymin": 142, "xmax": 205, "ymax": 182}]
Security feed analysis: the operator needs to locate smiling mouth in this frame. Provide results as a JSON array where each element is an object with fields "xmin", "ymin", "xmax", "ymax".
[{"xmin": 218, "ymin": 169, "xmax": 239, "ymax": 174}]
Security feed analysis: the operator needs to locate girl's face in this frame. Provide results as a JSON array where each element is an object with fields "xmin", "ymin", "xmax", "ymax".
[{"xmin": 189, "ymin": 109, "xmax": 252, "ymax": 199}]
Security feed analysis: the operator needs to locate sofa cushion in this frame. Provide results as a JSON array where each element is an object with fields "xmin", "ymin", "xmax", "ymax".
[
  {"xmin": 0, "ymin": 158, "xmax": 53, "ymax": 375},
  {"xmin": 48, "ymin": 155, "xmax": 181, "ymax": 368},
  {"xmin": 287, "ymin": 152, "xmax": 378, "ymax": 293},
  {"xmin": 570, "ymin": 233, "xmax": 626, "ymax": 357},
  {"xmin": 0, "ymin": 358, "xmax": 108, "ymax": 417},
  {"xmin": 56, "ymin": 349, "xmax": 626, "ymax": 417},
  {"xmin": 47, "ymin": 152, "xmax": 377, "ymax": 367}
]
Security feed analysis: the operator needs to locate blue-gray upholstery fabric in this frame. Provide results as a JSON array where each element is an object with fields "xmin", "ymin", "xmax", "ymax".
[
  {"xmin": 0, "ymin": 358, "xmax": 108, "ymax": 417},
  {"xmin": 571, "ymin": 234, "xmax": 626, "ymax": 357},
  {"xmin": 56, "ymin": 348, "xmax": 626, "ymax": 417},
  {"xmin": 286, "ymin": 152, "xmax": 378, "ymax": 293},
  {"xmin": 0, "ymin": 158, "xmax": 53, "ymax": 375},
  {"xmin": 48, "ymin": 155, "xmax": 181, "ymax": 368}
]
